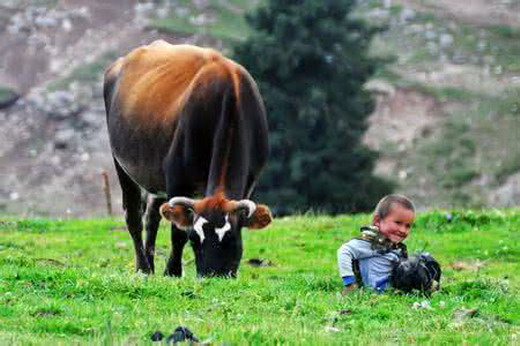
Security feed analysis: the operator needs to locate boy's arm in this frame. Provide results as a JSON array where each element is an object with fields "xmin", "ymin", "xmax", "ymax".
[{"xmin": 337, "ymin": 239, "xmax": 375, "ymax": 293}]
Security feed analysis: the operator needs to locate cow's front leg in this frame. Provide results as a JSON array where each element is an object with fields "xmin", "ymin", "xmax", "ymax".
[{"xmin": 164, "ymin": 225, "xmax": 188, "ymax": 277}]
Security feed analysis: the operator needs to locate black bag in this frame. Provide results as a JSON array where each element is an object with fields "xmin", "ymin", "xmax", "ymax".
[{"xmin": 390, "ymin": 253, "xmax": 441, "ymax": 293}]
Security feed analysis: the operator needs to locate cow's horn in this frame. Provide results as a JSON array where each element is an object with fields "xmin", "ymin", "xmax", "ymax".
[
  {"xmin": 234, "ymin": 200, "xmax": 256, "ymax": 218},
  {"xmin": 168, "ymin": 196, "xmax": 196, "ymax": 209}
]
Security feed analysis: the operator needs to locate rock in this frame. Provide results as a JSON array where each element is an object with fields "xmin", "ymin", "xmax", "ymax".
[
  {"xmin": 35, "ymin": 16, "xmax": 58, "ymax": 28},
  {"xmin": 439, "ymin": 34, "xmax": 454, "ymax": 48},
  {"xmin": 427, "ymin": 41, "xmax": 438, "ymax": 55},
  {"xmin": 364, "ymin": 79, "xmax": 395, "ymax": 97},
  {"xmin": 246, "ymin": 258, "xmax": 274, "ymax": 267},
  {"xmin": 54, "ymin": 128, "xmax": 76, "ymax": 149},
  {"xmin": 366, "ymin": 9, "xmax": 390, "ymax": 21},
  {"xmin": 400, "ymin": 8, "xmax": 415, "ymax": 23},
  {"xmin": 412, "ymin": 300, "xmax": 432, "ymax": 310},
  {"xmin": 425, "ymin": 30, "xmax": 437, "ymax": 40},
  {"xmin": 79, "ymin": 111, "xmax": 101, "ymax": 128},
  {"xmin": 452, "ymin": 54, "xmax": 469, "ymax": 64},
  {"xmin": 165, "ymin": 326, "xmax": 199, "ymax": 344},
  {"xmin": 62, "ymin": 18, "xmax": 72, "ymax": 32},
  {"xmin": 79, "ymin": 153, "xmax": 90, "ymax": 162},
  {"xmin": 156, "ymin": 7, "xmax": 170, "ymax": 19},
  {"xmin": 50, "ymin": 155, "xmax": 61, "ymax": 165},
  {"xmin": 175, "ymin": 7, "xmax": 190, "ymax": 17},
  {"xmin": 150, "ymin": 331, "xmax": 164, "ymax": 342},
  {"xmin": 0, "ymin": 90, "xmax": 20, "ymax": 110},
  {"xmin": 55, "ymin": 128, "xmax": 75, "ymax": 142},
  {"xmin": 453, "ymin": 308, "xmax": 479, "ymax": 322},
  {"xmin": 31, "ymin": 85, "xmax": 92, "ymax": 121},
  {"xmin": 9, "ymin": 192, "xmax": 19, "ymax": 201},
  {"xmin": 115, "ymin": 242, "xmax": 128, "ymax": 249},
  {"xmin": 189, "ymin": 13, "xmax": 214, "ymax": 26},
  {"xmin": 135, "ymin": 2, "xmax": 155, "ymax": 15}
]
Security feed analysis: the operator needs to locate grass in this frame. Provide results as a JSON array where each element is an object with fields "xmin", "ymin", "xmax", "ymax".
[
  {"xmin": 1, "ymin": 210, "xmax": 519, "ymax": 343},
  {"xmin": 374, "ymin": 68, "xmax": 483, "ymax": 102},
  {"xmin": 0, "ymin": 86, "xmax": 17, "ymax": 105},
  {"xmin": 150, "ymin": 0, "xmax": 264, "ymax": 42},
  {"xmin": 0, "ymin": 87, "xmax": 13, "ymax": 99}
]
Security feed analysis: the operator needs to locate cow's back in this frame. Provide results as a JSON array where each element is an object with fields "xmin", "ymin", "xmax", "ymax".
[
  {"xmin": 104, "ymin": 41, "xmax": 267, "ymax": 196},
  {"xmin": 106, "ymin": 41, "xmax": 236, "ymax": 128}
]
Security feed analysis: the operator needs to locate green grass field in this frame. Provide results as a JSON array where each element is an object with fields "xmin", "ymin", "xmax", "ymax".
[{"xmin": 1, "ymin": 210, "xmax": 519, "ymax": 344}]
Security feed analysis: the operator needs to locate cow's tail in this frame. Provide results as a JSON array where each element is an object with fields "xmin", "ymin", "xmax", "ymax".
[
  {"xmin": 103, "ymin": 58, "xmax": 124, "ymax": 118},
  {"xmin": 206, "ymin": 62, "xmax": 249, "ymax": 199}
]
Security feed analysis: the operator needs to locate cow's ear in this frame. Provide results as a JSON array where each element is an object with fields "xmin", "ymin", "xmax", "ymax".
[
  {"xmin": 245, "ymin": 204, "xmax": 272, "ymax": 229},
  {"xmin": 160, "ymin": 203, "xmax": 193, "ymax": 229}
]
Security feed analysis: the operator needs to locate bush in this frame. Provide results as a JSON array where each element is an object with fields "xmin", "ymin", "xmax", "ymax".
[{"xmin": 234, "ymin": 0, "xmax": 393, "ymax": 214}]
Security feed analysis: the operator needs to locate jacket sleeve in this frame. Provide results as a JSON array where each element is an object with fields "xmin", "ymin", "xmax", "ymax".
[{"xmin": 337, "ymin": 239, "xmax": 376, "ymax": 278}]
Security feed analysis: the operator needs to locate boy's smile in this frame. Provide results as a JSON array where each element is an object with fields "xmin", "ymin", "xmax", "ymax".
[{"xmin": 374, "ymin": 204, "xmax": 415, "ymax": 243}]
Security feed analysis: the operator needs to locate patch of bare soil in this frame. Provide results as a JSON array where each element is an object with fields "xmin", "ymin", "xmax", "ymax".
[
  {"xmin": 488, "ymin": 172, "xmax": 520, "ymax": 207},
  {"xmin": 363, "ymin": 87, "xmax": 443, "ymax": 177},
  {"xmin": 398, "ymin": 63, "xmax": 517, "ymax": 97},
  {"xmin": 364, "ymin": 87, "xmax": 440, "ymax": 151},
  {"xmin": 450, "ymin": 260, "xmax": 486, "ymax": 272}
]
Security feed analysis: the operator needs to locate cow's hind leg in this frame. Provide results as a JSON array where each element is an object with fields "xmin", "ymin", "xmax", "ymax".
[
  {"xmin": 114, "ymin": 159, "xmax": 151, "ymax": 274},
  {"xmin": 144, "ymin": 195, "xmax": 166, "ymax": 274}
]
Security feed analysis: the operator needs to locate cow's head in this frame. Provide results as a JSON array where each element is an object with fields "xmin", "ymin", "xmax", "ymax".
[{"xmin": 159, "ymin": 195, "xmax": 272, "ymax": 277}]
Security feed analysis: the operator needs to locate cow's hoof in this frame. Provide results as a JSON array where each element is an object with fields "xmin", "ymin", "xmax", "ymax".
[
  {"xmin": 150, "ymin": 331, "xmax": 164, "ymax": 341},
  {"xmin": 136, "ymin": 266, "xmax": 153, "ymax": 275},
  {"xmin": 163, "ymin": 270, "xmax": 182, "ymax": 277}
]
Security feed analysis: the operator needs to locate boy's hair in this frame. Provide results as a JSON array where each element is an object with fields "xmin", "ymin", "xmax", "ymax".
[{"xmin": 374, "ymin": 194, "xmax": 415, "ymax": 220}]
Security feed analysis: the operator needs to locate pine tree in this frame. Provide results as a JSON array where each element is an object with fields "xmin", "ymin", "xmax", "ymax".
[{"xmin": 234, "ymin": 0, "xmax": 393, "ymax": 214}]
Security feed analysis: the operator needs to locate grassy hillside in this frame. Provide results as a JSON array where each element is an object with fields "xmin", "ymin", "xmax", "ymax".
[
  {"xmin": 2, "ymin": 0, "xmax": 518, "ymax": 217},
  {"xmin": 151, "ymin": 0, "xmax": 264, "ymax": 41},
  {"xmin": 364, "ymin": 1, "xmax": 520, "ymax": 207},
  {"xmin": 1, "ymin": 211, "xmax": 519, "ymax": 344}
]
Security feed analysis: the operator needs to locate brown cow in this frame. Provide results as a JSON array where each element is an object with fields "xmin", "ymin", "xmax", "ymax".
[{"xmin": 104, "ymin": 41, "xmax": 271, "ymax": 277}]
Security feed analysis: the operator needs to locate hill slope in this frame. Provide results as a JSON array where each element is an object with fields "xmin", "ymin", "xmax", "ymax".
[{"xmin": 0, "ymin": 0, "xmax": 519, "ymax": 216}]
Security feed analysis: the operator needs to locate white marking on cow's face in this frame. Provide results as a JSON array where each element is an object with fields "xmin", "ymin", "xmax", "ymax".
[
  {"xmin": 194, "ymin": 216, "xmax": 208, "ymax": 243},
  {"xmin": 215, "ymin": 215, "xmax": 231, "ymax": 242}
]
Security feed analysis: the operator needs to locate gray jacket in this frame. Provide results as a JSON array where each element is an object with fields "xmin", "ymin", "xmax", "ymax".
[{"xmin": 337, "ymin": 238, "xmax": 405, "ymax": 290}]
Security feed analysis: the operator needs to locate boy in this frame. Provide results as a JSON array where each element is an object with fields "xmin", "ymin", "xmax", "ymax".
[{"xmin": 337, "ymin": 195, "xmax": 415, "ymax": 295}]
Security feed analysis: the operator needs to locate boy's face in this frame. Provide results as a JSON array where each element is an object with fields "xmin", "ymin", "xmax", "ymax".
[{"xmin": 374, "ymin": 204, "xmax": 415, "ymax": 243}]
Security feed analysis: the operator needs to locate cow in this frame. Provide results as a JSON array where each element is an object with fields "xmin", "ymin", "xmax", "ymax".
[{"xmin": 103, "ymin": 41, "xmax": 271, "ymax": 277}]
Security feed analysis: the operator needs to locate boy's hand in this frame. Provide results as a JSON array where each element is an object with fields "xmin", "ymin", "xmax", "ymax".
[{"xmin": 341, "ymin": 283, "xmax": 358, "ymax": 295}]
